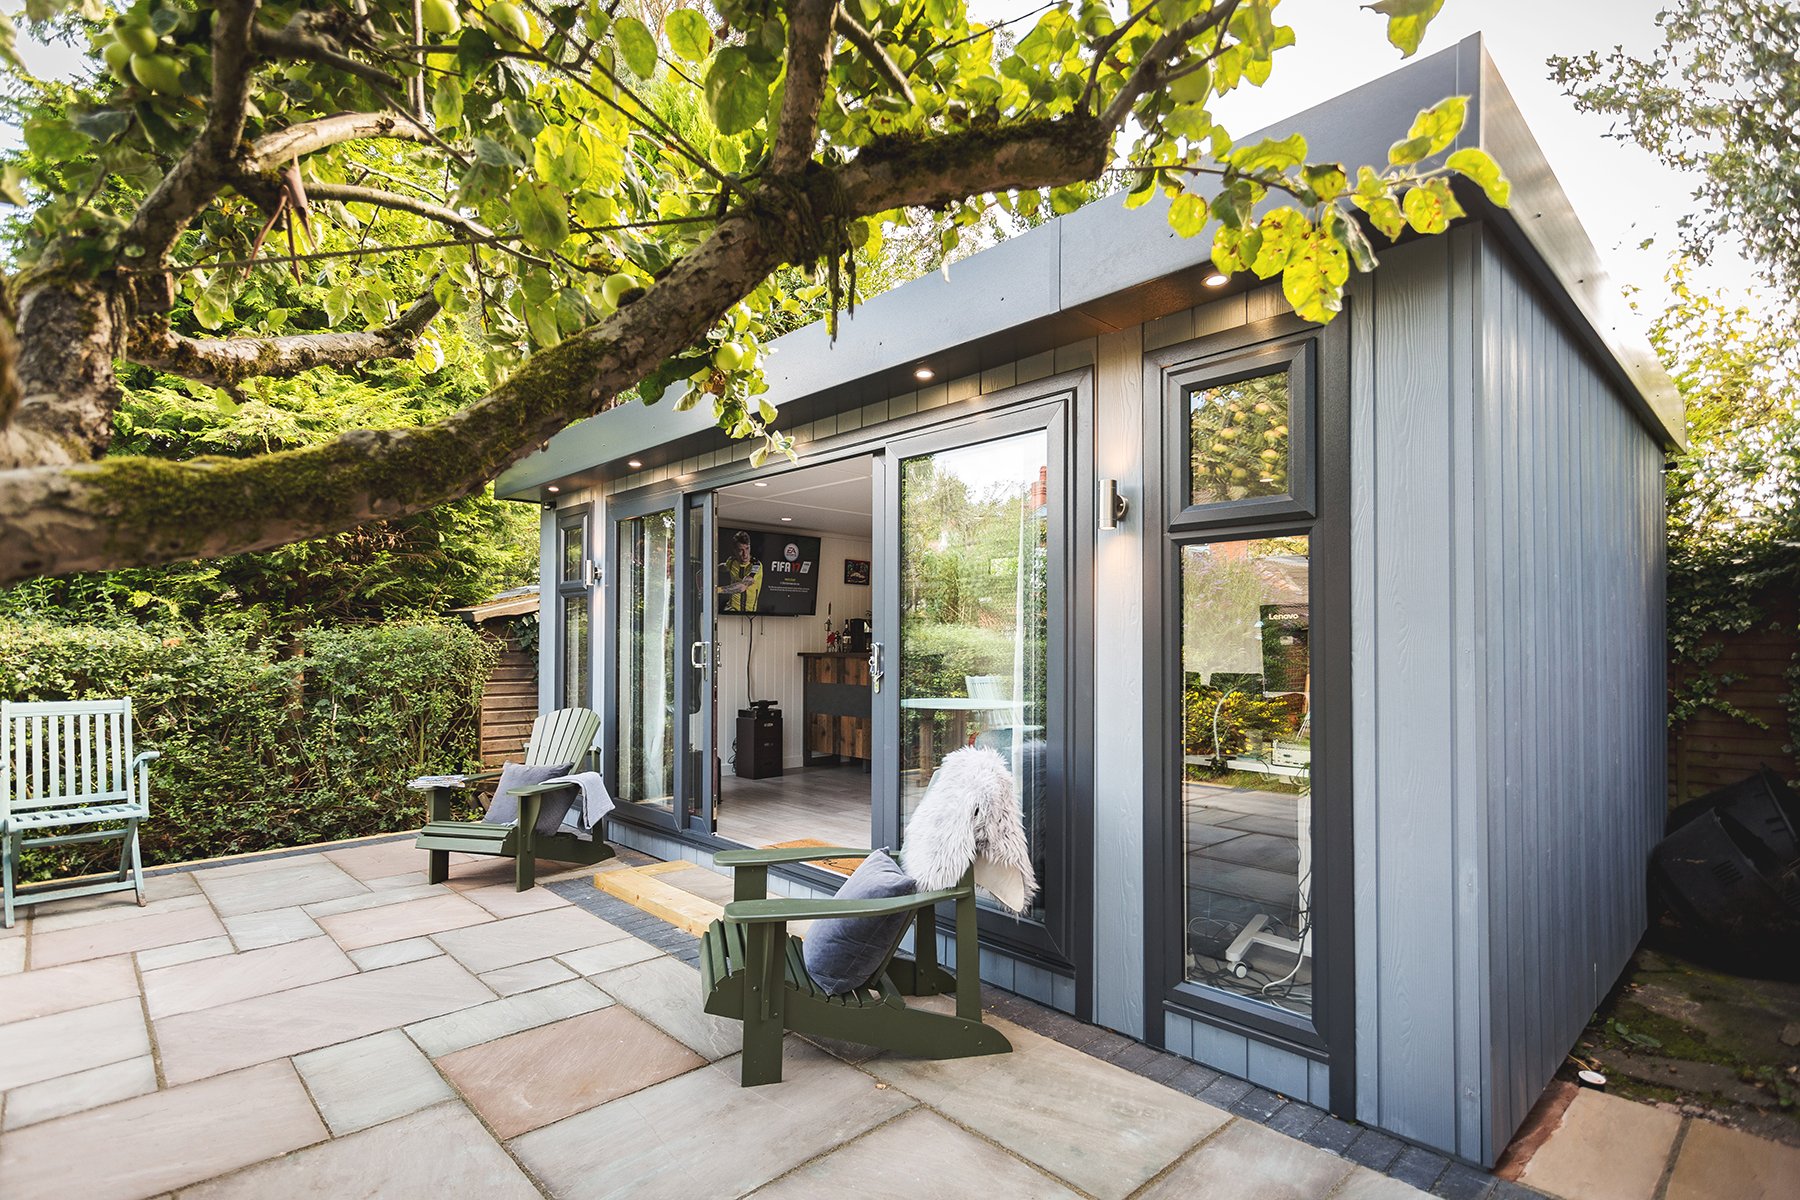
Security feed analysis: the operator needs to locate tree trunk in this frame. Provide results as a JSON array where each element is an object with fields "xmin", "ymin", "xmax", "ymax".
[{"xmin": 0, "ymin": 273, "xmax": 127, "ymax": 469}]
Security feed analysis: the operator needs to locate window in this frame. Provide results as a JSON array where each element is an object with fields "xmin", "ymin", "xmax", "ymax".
[
  {"xmin": 614, "ymin": 508, "xmax": 677, "ymax": 811},
  {"xmin": 1189, "ymin": 373, "xmax": 1291, "ymax": 505},
  {"xmin": 555, "ymin": 508, "xmax": 591, "ymax": 710},
  {"xmin": 1164, "ymin": 338, "xmax": 1314, "ymax": 529},
  {"xmin": 1179, "ymin": 537, "xmax": 1312, "ymax": 1017}
]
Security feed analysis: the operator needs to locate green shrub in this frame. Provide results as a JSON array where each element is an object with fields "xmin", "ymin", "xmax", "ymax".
[{"xmin": 0, "ymin": 618, "xmax": 496, "ymax": 882}]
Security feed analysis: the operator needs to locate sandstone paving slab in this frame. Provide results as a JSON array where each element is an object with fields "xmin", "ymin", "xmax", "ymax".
[
  {"xmin": 463, "ymin": 882, "xmax": 573, "ymax": 919},
  {"xmin": 314, "ymin": 892, "xmax": 492, "ymax": 951},
  {"xmin": 178, "ymin": 1100, "xmax": 540, "ymax": 1200},
  {"xmin": 321, "ymin": 838, "xmax": 431, "ymax": 882},
  {"xmin": 221, "ymin": 905, "xmax": 321, "ymax": 950},
  {"xmin": 1333, "ymin": 1166, "xmax": 1433, "ymax": 1199},
  {"xmin": 406, "ymin": 977, "xmax": 611, "ymax": 1058},
  {"xmin": 439, "ymin": 1005, "xmax": 705, "ymax": 1138},
  {"xmin": 0, "ymin": 938, "xmax": 22, "ymax": 974},
  {"xmin": 511, "ymin": 1042, "xmax": 914, "ymax": 1200},
  {"xmin": 144, "ymin": 933, "xmax": 356, "ymax": 1018},
  {"xmin": 1137, "ymin": 1119, "xmax": 1354, "ymax": 1200},
  {"xmin": 1516, "ymin": 1090, "xmax": 1682, "ymax": 1200},
  {"xmin": 0, "ymin": 954, "xmax": 137, "ymax": 1024},
  {"xmin": 366, "ymin": 870, "xmax": 431, "ymax": 891},
  {"xmin": 0, "ymin": 1059, "xmax": 326, "ymax": 1200},
  {"xmin": 749, "ymin": 1106, "xmax": 1082, "ymax": 1200},
  {"xmin": 0, "ymin": 997, "xmax": 150, "ymax": 1090},
  {"xmin": 480, "ymin": 957, "xmax": 577, "ymax": 996},
  {"xmin": 301, "ymin": 881, "xmax": 444, "ymax": 918},
  {"xmin": 866, "ymin": 1019, "xmax": 1231, "ymax": 1200},
  {"xmin": 293, "ymin": 1027, "xmax": 454, "ymax": 1136},
  {"xmin": 29, "ymin": 902, "xmax": 226, "ymax": 968},
  {"xmin": 558, "ymin": 935, "xmax": 661, "ymax": 978},
  {"xmin": 27, "ymin": 891, "xmax": 209, "ymax": 934},
  {"xmin": 195, "ymin": 857, "xmax": 367, "ymax": 917},
  {"xmin": 590, "ymin": 955, "xmax": 744, "ymax": 1061},
  {"xmin": 348, "ymin": 935, "xmax": 443, "ymax": 971},
  {"xmin": 433, "ymin": 906, "xmax": 629, "ymax": 974},
  {"xmin": 2, "ymin": 1055, "xmax": 157, "ymax": 1131},
  {"xmin": 136, "ymin": 935, "xmax": 235, "ymax": 971},
  {"xmin": 155, "ymin": 953, "xmax": 492, "ymax": 1084},
  {"xmin": 1664, "ymin": 1115, "xmax": 1800, "ymax": 1200}
]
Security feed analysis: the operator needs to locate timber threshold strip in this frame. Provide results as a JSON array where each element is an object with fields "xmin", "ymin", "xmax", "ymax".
[{"xmin": 548, "ymin": 872, "xmax": 1538, "ymax": 1199}]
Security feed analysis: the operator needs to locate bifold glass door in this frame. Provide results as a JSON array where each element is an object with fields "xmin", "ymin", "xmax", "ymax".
[
  {"xmin": 679, "ymin": 492, "xmax": 719, "ymax": 834},
  {"xmin": 876, "ymin": 400, "xmax": 1074, "ymax": 963}
]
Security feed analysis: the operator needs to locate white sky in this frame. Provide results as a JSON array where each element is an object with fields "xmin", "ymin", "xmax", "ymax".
[{"xmin": 7, "ymin": 0, "xmax": 1763, "ymax": 324}]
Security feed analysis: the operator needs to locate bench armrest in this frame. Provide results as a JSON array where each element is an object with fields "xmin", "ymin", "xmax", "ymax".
[
  {"xmin": 713, "ymin": 846, "xmax": 872, "ymax": 868},
  {"xmin": 504, "ymin": 779, "xmax": 579, "ymax": 798},
  {"xmin": 131, "ymin": 750, "xmax": 161, "ymax": 768},
  {"xmin": 723, "ymin": 887, "xmax": 965, "ymax": 924}
]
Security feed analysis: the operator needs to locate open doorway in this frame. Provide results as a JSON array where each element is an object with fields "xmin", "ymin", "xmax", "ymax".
[{"xmin": 711, "ymin": 455, "xmax": 874, "ymax": 857}]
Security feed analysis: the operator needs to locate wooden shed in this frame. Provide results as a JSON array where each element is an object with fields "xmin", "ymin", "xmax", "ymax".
[{"xmin": 451, "ymin": 586, "xmax": 541, "ymax": 768}]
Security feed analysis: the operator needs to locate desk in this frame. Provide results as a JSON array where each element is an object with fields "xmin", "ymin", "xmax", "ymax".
[{"xmin": 899, "ymin": 697, "xmax": 1030, "ymax": 783}]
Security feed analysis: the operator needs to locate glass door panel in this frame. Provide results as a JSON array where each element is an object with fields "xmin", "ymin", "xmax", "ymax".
[
  {"xmin": 613, "ymin": 507, "xmax": 677, "ymax": 817},
  {"xmin": 882, "ymin": 417, "xmax": 1058, "ymax": 935},
  {"xmin": 679, "ymin": 493, "xmax": 719, "ymax": 833}
]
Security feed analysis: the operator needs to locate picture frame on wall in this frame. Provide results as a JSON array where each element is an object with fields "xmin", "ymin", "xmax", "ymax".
[{"xmin": 844, "ymin": 558, "xmax": 870, "ymax": 585}]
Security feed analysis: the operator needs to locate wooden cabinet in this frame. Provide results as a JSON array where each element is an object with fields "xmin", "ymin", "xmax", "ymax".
[{"xmin": 799, "ymin": 652, "xmax": 872, "ymax": 764}]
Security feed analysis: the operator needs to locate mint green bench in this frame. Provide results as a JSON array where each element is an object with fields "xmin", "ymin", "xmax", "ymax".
[{"xmin": 701, "ymin": 847, "xmax": 1011, "ymax": 1085}]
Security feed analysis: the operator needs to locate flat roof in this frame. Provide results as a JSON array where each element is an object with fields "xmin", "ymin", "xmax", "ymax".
[{"xmin": 497, "ymin": 34, "xmax": 1681, "ymax": 500}]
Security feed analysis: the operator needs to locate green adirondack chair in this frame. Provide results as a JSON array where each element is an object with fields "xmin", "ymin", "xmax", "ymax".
[
  {"xmin": 414, "ymin": 707, "xmax": 612, "ymax": 892},
  {"xmin": 3, "ymin": 699, "xmax": 159, "ymax": 928},
  {"xmin": 701, "ymin": 847, "xmax": 1012, "ymax": 1086}
]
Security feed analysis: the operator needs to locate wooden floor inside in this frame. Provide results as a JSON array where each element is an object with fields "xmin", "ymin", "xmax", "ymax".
[{"xmin": 716, "ymin": 761, "xmax": 871, "ymax": 849}]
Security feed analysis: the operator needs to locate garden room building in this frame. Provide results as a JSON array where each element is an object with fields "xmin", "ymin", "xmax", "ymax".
[{"xmin": 497, "ymin": 36, "xmax": 1679, "ymax": 1167}]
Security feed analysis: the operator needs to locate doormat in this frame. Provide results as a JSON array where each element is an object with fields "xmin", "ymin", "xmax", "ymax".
[{"xmin": 763, "ymin": 840, "xmax": 865, "ymax": 876}]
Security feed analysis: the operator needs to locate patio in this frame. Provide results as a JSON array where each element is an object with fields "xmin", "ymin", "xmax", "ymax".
[{"xmin": 2, "ymin": 836, "xmax": 1473, "ymax": 1199}]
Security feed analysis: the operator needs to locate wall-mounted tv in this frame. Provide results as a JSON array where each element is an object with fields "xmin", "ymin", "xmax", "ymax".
[{"xmin": 717, "ymin": 527, "xmax": 822, "ymax": 616}]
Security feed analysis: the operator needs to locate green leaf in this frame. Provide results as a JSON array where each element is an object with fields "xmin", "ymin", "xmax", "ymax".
[
  {"xmin": 1168, "ymin": 192, "xmax": 1207, "ymax": 239},
  {"xmin": 1446, "ymin": 147, "xmax": 1511, "ymax": 206},
  {"xmin": 1248, "ymin": 209, "xmax": 1312, "ymax": 279},
  {"xmin": 1406, "ymin": 95, "xmax": 1468, "ymax": 157},
  {"xmin": 1365, "ymin": 0, "xmax": 1445, "ymax": 58},
  {"xmin": 616, "ymin": 16, "xmax": 658, "ymax": 78},
  {"xmin": 324, "ymin": 287, "xmax": 352, "ymax": 326},
  {"xmin": 1210, "ymin": 179, "xmax": 1258, "ymax": 230},
  {"xmin": 706, "ymin": 47, "xmax": 772, "ymax": 135},
  {"xmin": 1300, "ymin": 164, "xmax": 1348, "ymax": 204},
  {"xmin": 432, "ymin": 76, "xmax": 463, "ymax": 128},
  {"xmin": 1388, "ymin": 135, "xmax": 1431, "ymax": 166},
  {"xmin": 665, "ymin": 8, "xmax": 712, "ymax": 63},
  {"xmin": 510, "ymin": 180, "xmax": 569, "ymax": 250},
  {"xmin": 1282, "ymin": 228, "xmax": 1351, "ymax": 323},
  {"xmin": 1211, "ymin": 226, "xmax": 1252, "ymax": 275},
  {"xmin": 1324, "ymin": 206, "xmax": 1379, "ymax": 273},
  {"xmin": 1400, "ymin": 178, "xmax": 1465, "ymax": 234},
  {"xmin": 1229, "ymin": 133, "xmax": 1308, "ymax": 175}
]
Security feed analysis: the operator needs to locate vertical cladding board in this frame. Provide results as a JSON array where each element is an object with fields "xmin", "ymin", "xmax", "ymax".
[
  {"xmin": 1475, "ymin": 232, "xmax": 1666, "ymax": 1158},
  {"xmin": 1093, "ymin": 325, "xmax": 1148, "ymax": 1038},
  {"xmin": 1351, "ymin": 235, "xmax": 1469, "ymax": 1156}
]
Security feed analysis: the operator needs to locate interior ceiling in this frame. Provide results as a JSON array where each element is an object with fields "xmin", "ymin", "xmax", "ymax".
[{"xmin": 716, "ymin": 455, "xmax": 874, "ymax": 538}]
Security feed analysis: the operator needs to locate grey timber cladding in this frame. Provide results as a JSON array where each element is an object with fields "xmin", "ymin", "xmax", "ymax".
[{"xmin": 1350, "ymin": 228, "xmax": 1665, "ymax": 1165}]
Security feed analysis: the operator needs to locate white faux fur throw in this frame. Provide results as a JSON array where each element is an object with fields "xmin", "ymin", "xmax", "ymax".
[{"xmin": 901, "ymin": 746, "xmax": 1037, "ymax": 915}]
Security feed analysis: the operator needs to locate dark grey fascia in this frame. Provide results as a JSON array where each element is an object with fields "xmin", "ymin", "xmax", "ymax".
[{"xmin": 496, "ymin": 33, "xmax": 1680, "ymax": 501}]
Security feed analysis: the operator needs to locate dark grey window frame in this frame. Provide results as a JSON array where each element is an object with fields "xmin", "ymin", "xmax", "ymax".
[
  {"xmin": 1165, "ymin": 336, "xmax": 1318, "ymax": 530},
  {"xmin": 602, "ymin": 490, "xmax": 684, "ymax": 835},
  {"xmin": 553, "ymin": 504, "xmax": 593, "ymax": 712},
  {"xmin": 1142, "ymin": 310, "xmax": 1356, "ymax": 1115}
]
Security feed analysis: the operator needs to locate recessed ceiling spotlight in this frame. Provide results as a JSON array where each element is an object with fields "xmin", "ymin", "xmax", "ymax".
[
  {"xmin": 546, "ymin": 485, "xmax": 560, "ymax": 494},
  {"xmin": 780, "ymin": 516, "xmax": 793, "ymax": 522},
  {"xmin": 913, "ymin": 364, "xmax": 935, "ymax": 381},
  {"xmin": 753, "ymin": 481, "xmax": 769, "ymax": 488},
  {"xmin": 626, "ymin": 459, "xmax": 643, "ymax": 468},
  {"xmin": 1202, "ymin": 270, "xmax": 1229, "ymax": 288}
]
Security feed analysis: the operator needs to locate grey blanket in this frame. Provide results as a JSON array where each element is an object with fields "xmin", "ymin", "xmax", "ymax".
[{"xmin": 533, "ymin": 771, "xmax": 615, "ymax": 841}]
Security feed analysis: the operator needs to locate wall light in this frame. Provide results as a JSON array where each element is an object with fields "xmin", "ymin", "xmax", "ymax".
[
  {"xmin": 1202, "ymin": 270, "xmax": 1229, "ymax": 288},
  {"xmin": 1098, "ymin": 479, "xmax": 1130, "ymax": 530},
  {"xmin": 626, "ymin": 459, "xmax": 643, "ymax": 469},
  {"xmin": 913, "ymin": 365, "xmax": 935, "ymax": 381}
]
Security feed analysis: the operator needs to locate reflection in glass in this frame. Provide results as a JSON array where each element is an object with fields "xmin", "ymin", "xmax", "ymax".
[
  {"xmin": 560, "ymin": 524, "xmax": 584, "ymax": 583},
  {"xmin": 616, "ymin": 510, "xmax": 676, "ymax": 811},
  {"xmin": 561, "ymin": 595, "xmax": 589, "ymax": 710},
  {"xmin": 1181, "ymin": 536, "xmax": 1312, "ymax": 1016},
  {"xmin": 898, "ymin": 431, "xmax": 1050, "ymax": 923},
  {"xmin": 1189, "ymin": 370, "xmax": 1291, "ymax": 505}
]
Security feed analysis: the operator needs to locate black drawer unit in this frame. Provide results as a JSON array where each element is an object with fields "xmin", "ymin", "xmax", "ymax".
[{"xmin": 735, "ymin": 709, "xmax": 783, "ymax": 779}]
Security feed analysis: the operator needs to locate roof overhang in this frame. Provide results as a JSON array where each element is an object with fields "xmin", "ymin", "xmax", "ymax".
[{"xmin": 496, "ymin": 33, "xmax": 1681, "ymax": 502}]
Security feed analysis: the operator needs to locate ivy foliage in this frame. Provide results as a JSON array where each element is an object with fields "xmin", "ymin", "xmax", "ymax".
[
  {"xmin": 0, "ymin": 617, "xmax": 497, "ymax": 883},
  {"xmin": 3, "ymin": 0, "xmax": 1503, "ymax": 473}
]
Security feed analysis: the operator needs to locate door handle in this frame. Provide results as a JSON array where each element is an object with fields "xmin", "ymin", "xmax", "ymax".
[
  {"xmin": 690, "ymin": 640, "xmax": 711, "ymax": 670},
  {"xmin": 869, "ymin": 642, "xmax": 884, "ymax": 694}
]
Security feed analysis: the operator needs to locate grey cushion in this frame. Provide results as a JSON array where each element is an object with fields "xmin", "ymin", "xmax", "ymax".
[
  {"xmin": 802, "ymin": 849, "xmax": 918, "ymax": 995},
  {"xmin": 483, "ymin": 761, "xmax": 577, "ymax": 835}
]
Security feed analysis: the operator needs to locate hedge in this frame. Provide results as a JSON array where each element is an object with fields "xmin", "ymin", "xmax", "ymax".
[{"xmin": 0, "ymin": 618, "xmax": 497, "ymax": 883}]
